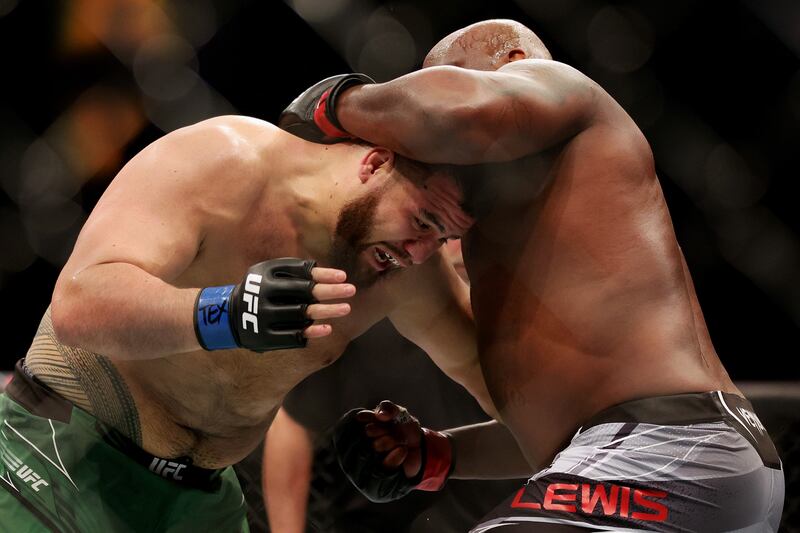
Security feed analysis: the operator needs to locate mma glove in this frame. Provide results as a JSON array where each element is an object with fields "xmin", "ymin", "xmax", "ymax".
[
  {"xmin": 333, "ymin": 407, "xmax": 454, "ymax": 503},
  {"xmin": 278, "ymin": 73, "xmax": 375, "ymax": 143},
  {"xmin": 194, "ymin": 258, "xmax": 316, "ymax": 352}
]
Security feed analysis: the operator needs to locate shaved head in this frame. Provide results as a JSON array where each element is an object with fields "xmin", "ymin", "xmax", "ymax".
[{"xmin": 423, "ymin": 19, "xmax": 551, "ymax": 71}]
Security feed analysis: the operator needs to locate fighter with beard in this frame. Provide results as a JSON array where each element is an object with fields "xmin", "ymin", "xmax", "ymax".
[{"xmin": 0, "ymin": 115, "xmax": 483, "ymax": 532}]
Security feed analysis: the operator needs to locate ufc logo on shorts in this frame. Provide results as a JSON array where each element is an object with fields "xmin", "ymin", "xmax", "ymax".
[
  {"xmin": 241, "ymin": 273, "xmax": 262, "ymax": 333},
  {"xmin": 15, "ymin": 465, "xmax": 49, "ymax": 492},
  {"xmin": 737, "ymin": 407, "xmax": 766, "ymax": 434},
  {"xmin": 2, "ymin": 450, "xmax": 49, "ymax": 492},
  {"xmin": 149, "ymin": 458, "xmax": 187, "ymax": 481}
]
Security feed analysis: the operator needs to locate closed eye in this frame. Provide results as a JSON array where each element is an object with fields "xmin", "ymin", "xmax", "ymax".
[
  {"xmin": 421, "ymin": 209, "xmax": 446, "ymax": 234},
  {"xmin": 414, "ymin": 217, "xmax": 431, "ymax": 231}
]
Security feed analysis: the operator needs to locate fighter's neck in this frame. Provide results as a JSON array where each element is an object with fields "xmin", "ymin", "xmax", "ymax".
[{"xmin": 265, "ymin": 140, "xmax": 366, "ymax": 260}]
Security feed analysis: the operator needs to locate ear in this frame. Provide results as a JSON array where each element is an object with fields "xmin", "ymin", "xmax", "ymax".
[
  {"xmin": 358, "ymin": 147, "xmax": 395, "ymax": 184},
  {"xmin": 508, "ymin": 48, "xmax": 527, "ymax": 63}
]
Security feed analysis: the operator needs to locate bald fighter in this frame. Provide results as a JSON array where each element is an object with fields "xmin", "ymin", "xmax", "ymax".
[
  {"xmin": 0, "ymin": 115, "xmax": 487, "ymax": 532},
  {"xmin": 281, "ymin": 19, "xmax": 785, "ymax": 532}
]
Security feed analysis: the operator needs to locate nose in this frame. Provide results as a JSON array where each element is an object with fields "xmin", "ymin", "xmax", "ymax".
[{"xmin": 402, "ymin": 236, "xmax": 443, "ymax": 264}]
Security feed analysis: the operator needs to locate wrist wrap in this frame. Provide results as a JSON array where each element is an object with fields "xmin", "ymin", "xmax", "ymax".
[{"xmin": 194, "ymin": 285, "xmax": 236, "ymax": 350}]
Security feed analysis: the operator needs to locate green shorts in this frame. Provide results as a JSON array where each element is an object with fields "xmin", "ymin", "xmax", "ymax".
[{"xmin": 0, "ymin": 361, "xmax": 249, "ymax": 533}]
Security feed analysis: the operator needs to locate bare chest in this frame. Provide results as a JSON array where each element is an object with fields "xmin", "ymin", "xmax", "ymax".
[{"xmin": 177, "ymin": 206, "xmax": 304, "ymax": 288}]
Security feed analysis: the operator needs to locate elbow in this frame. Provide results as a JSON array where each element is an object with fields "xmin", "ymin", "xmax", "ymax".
[
  {"xmin": 50, "ymin": 298, "xmax": 78, "ymax": 348},
  {"xmin": 50, "ymin": 279, "xmax": 87, "ymax": 348}
]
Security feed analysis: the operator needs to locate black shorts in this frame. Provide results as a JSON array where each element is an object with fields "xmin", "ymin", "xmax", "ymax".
[{"xmin": 471, "ymin": 391, "xmax": 784, "ymax": 532}]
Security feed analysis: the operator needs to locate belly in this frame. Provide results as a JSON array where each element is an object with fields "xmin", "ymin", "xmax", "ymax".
[
  {"xmin": 468, "ymin": 255, "xmax": 725, "ymax": 468},
  {"xmin": 121, "ymin": 335, "xmax": 353, "ymax": 467},
  {"xmin": 477, "ymin": 333, "xmax": 620, "ymax": 469},
  {"xmin": 28, "ymin": 310, "xmax": 353, "ymax": 468},
  {"xmin": 143, "ymin": 407, "xmax": 279, "ymax": 469}
]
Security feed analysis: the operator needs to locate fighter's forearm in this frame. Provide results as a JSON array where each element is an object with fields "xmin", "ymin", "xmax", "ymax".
[
  {"xmin": 51, "ymin": 262, "xmax": 201, "ymax": 359},
  {"xmin": 336, "ymin": 61, "xmax": 598, "ymax": 165},
  {"xmin": 447, "ymin": 420, "xmax": 535, "ymax": 479},
  {"xmin": 336, "ymin": 67, "xmax": 490, "ymax": 164}
]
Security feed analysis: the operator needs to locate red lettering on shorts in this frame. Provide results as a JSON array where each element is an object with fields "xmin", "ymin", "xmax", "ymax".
[
  {"xmin": 632, "ymin": 489, "xmax": 669, "ymax": 522},
  {"xmin": 543, "ymin": 483, "xmax": 578, "ymax": 512},
  {"xmin": 510, "ymin": 487, "xmax": 542, "ymax": 510},
  {"xmin": 509, "ymin": 481, "xmax": 669, "ymax": 524},
  {"xmin": 581, "ymin": 484, "xmax": 619, "ymax": 515},
  {"xmin": 619, "ymin": 486, "xmax": 631, "ymax": 517}
]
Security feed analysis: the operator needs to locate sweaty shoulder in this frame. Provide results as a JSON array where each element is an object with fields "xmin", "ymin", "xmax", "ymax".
[
  {"xmin": 159, "ymin": 115, "xmax": 282, "ymax": 169},
  {"xmin": 504, "ymin": 60, "xmax": 650, "ymax": 156},
  {"xmin": 499, "ymin": 59, "xmax": 622, "ymax": 121},
  {"xmin": 108, "ymin": 116, "xmax": 288, "ymax": 205},
  {"xmin": 72, "ymin": 116, "xmax": 299, "ymax": 267}
]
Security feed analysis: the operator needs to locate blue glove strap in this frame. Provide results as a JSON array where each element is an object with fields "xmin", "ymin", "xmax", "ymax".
[{"xmin": 195, "ymin": 285, "xmax": 237, "ymax": 350}]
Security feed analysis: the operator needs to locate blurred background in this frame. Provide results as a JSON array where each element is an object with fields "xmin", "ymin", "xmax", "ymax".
[
  {"xmin": 0, "ymin": 0, "xmax": 798, "ymax": 378},
  {"xmin": 0, "ymin": 0, "xmax": 798, "ymax": 530}
]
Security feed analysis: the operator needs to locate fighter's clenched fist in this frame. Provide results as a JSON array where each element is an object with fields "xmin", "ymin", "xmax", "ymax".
[{"xmin": 333, "ymin": 400, "xmax": 454, "ymax": 503}]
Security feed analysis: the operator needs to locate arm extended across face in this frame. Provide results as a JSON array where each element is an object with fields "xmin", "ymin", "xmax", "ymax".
[{"xmin": 335, "ymin": 60, "xmax": 599, "ymax": 164}]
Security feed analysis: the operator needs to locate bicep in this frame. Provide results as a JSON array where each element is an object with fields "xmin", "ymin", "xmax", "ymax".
[
  {"xmin": 465, "ymin": 60, "xmax": 599, "ymax": 161},
  {"xmin": 340, "ymin": 63, "xmax": 595, "ymax": 164},
  {"xmin": 59, "ymin": 127, "xmax": 230, "ymax": 284},
  {"xmin": 63, "ymin": 200, "xmax": 201, "ymax": 285}
]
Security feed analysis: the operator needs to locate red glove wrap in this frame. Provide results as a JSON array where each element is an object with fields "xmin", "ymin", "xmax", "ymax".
[
  {"xmin": 415, "ymin": 428, "xmax": 454, "ymax": 492},
  {"xmin": 313, "ymin": 89, "xmax": 351, "ymax": 139}
]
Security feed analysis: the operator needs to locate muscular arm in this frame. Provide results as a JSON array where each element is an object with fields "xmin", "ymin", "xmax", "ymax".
[
  {"xmin": 386, "ymin": 252, "xmax": 498, "ymax": 419},
  {"xmin": 359, "ymin": 402, "xmax": 533, "ymax": 483},
  {"xmin": 447, "ymin": 420, "xmax": 535, "ymax": 479},
  {"xmin": 51, "ymin": 117, "xmax": 262, "ymax": 359},
  {"xmin": 336, "ymin": 60, "xmax": 598, "ymax": 164},
  {"xmin": 263, "ymin": 408, "xmax": 314, "ymax": 533}
]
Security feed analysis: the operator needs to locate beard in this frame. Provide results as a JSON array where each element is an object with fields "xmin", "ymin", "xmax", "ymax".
[{"xmin": 329, "ymin": 187, "xmax": 383, "ymax": 289}]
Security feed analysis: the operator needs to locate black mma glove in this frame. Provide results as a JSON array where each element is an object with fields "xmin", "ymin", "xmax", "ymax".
[
  {"xmin": 278, "ymin": 73, "xmax": 375, "ymax": 143},
  {"xmin": 333, "ymin": 406, "xmax": 454, "ymax": 503},
  {"xmin": 194, "ymin": 258, "xmax": 316, "ymax": 352}
]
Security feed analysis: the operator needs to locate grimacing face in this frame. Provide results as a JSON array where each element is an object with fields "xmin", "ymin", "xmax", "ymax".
[{"xmin": 329, "ymin": 171, "xmax": 474, "ymax": 288}]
